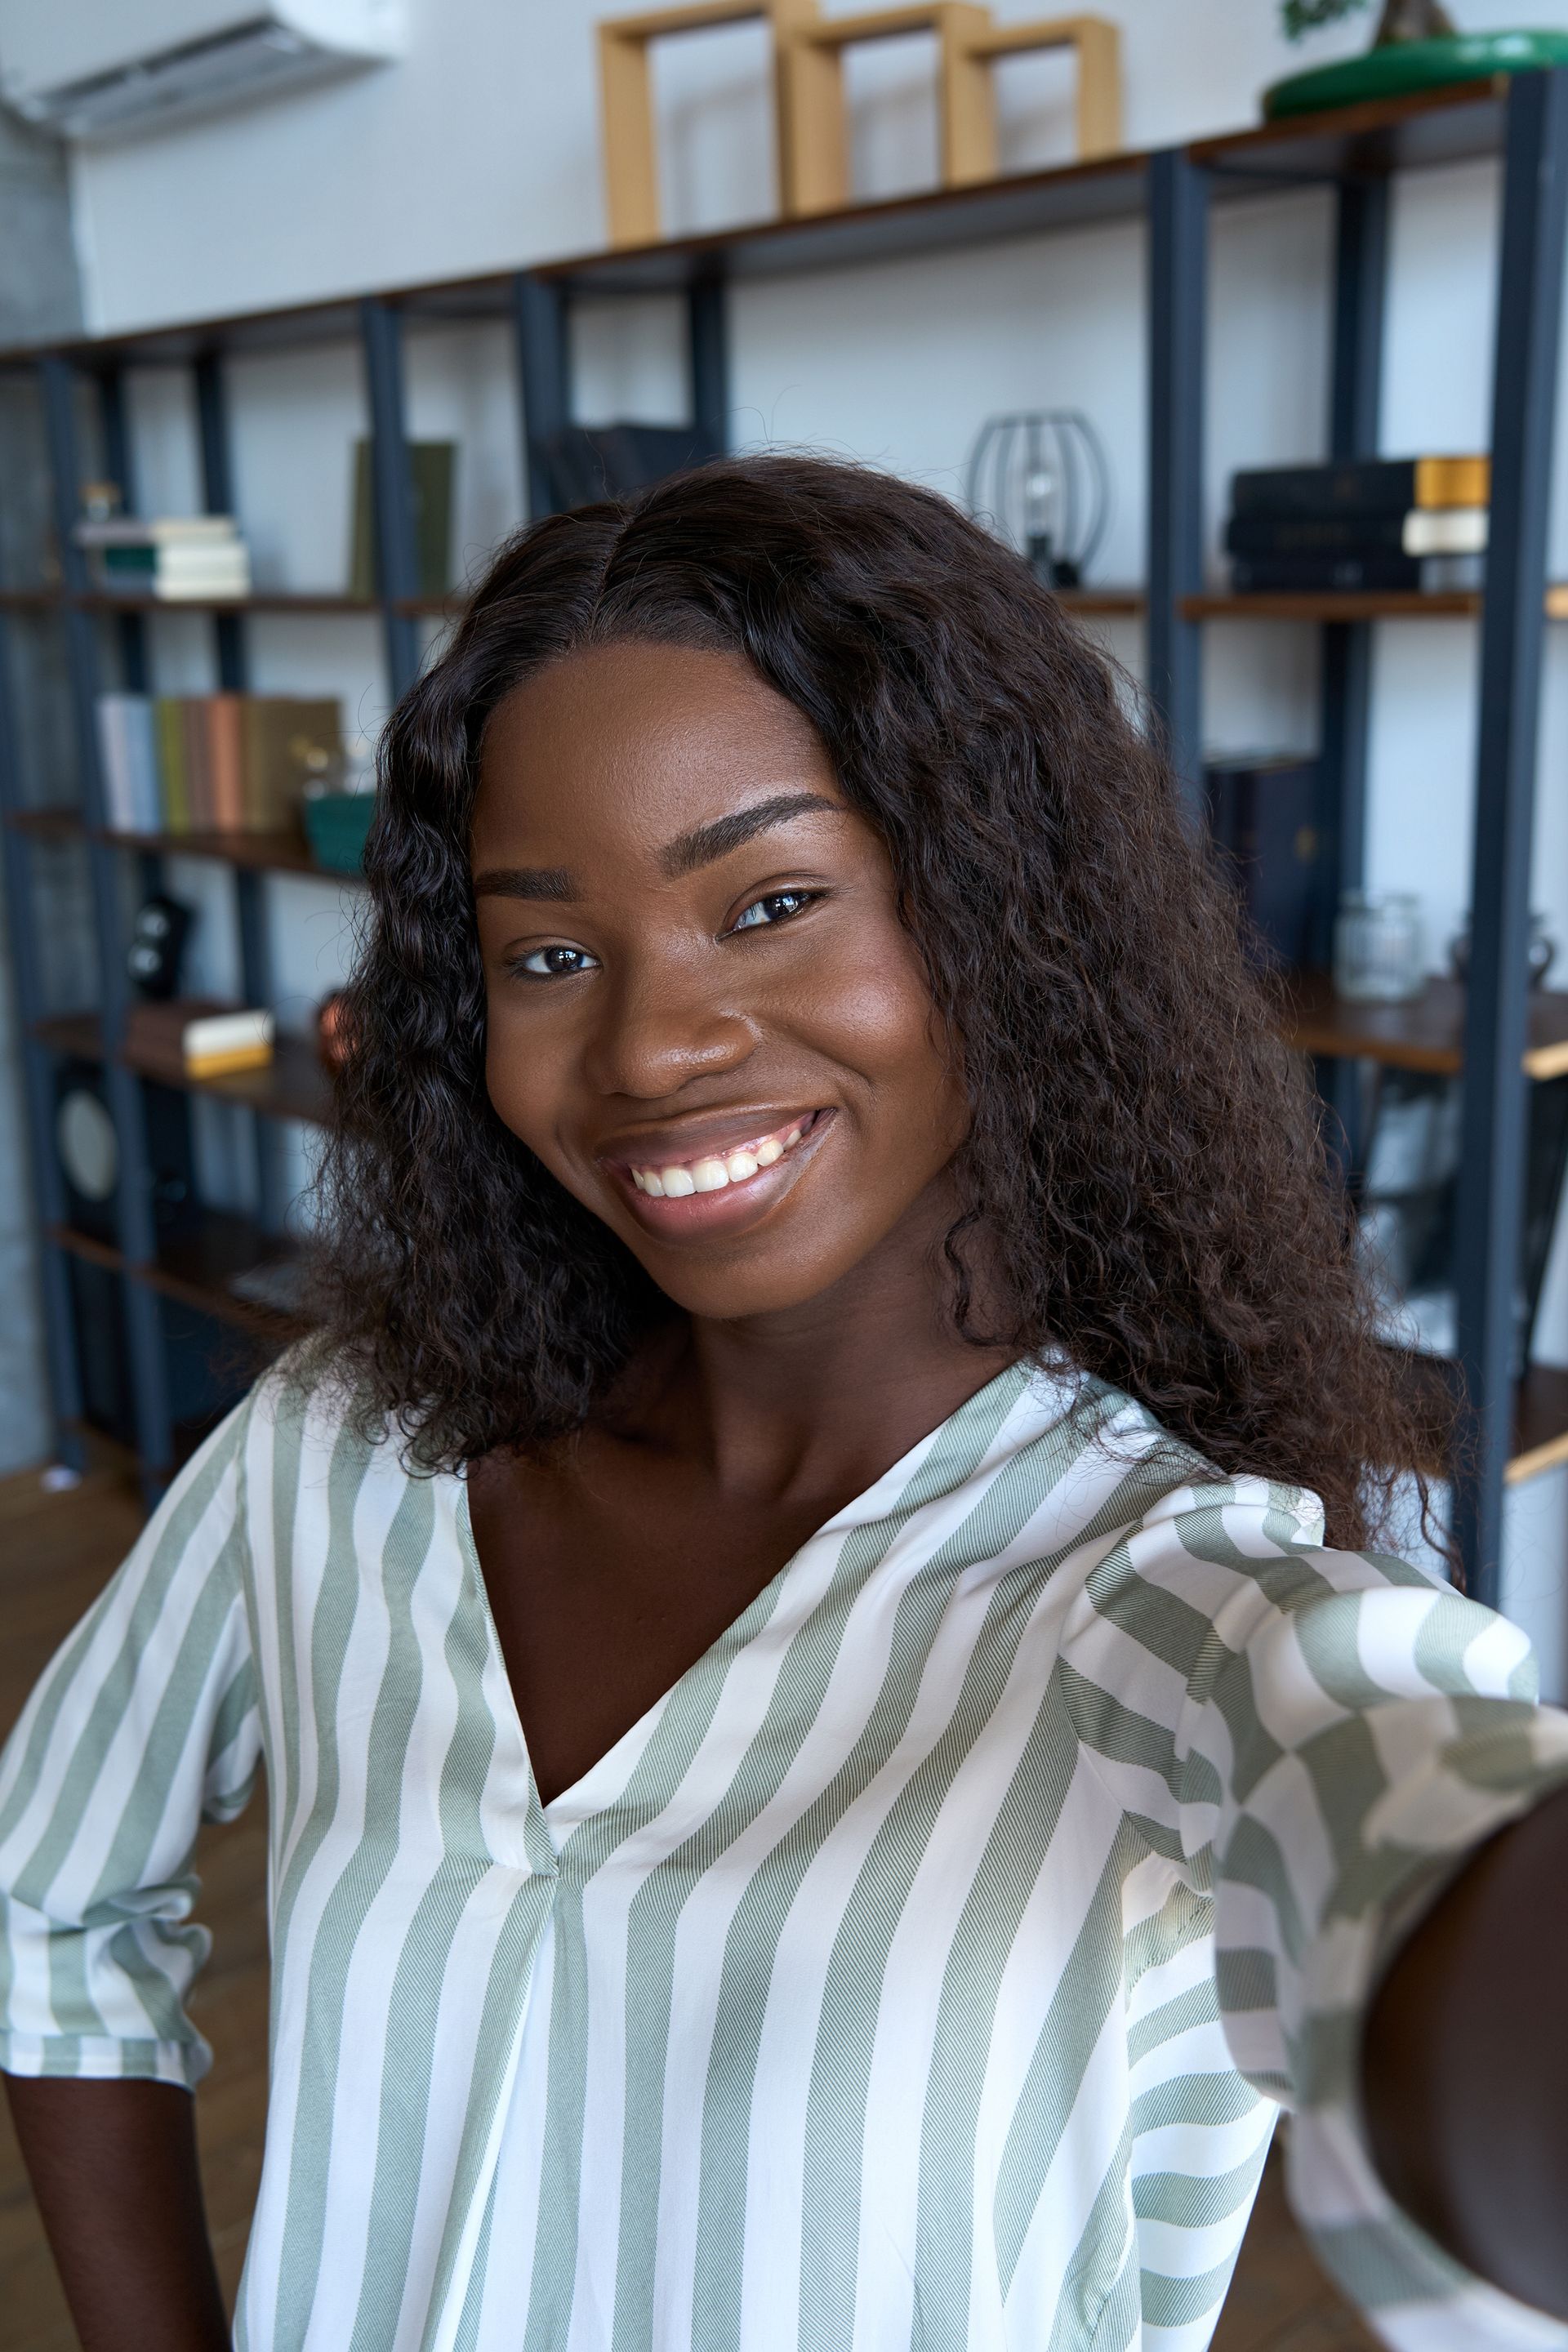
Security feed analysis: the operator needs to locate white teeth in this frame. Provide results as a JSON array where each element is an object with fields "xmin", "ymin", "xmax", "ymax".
[{"xmin": 632, "ymin": 1117, "xmax": 814, "ymax": 1197}]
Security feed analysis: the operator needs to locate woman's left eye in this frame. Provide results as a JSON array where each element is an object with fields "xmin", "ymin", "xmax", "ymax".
[{"xmin": 729, "ymin": 890, "xmax": 817, "ymax": 934}]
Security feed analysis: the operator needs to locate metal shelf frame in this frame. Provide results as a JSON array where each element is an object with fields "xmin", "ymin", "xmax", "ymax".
[{"xmin": 0, "ymin": 78, "xmax": 1563, "ymax": 1588}]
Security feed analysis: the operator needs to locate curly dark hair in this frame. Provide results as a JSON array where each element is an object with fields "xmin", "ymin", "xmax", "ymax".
[{"xmin": 311, "ymin": 452, "xmax": 1443, "ymax": 1552}]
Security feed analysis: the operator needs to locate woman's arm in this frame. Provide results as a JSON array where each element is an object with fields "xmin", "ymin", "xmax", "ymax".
[
  {"xmin": 5, "ymin": 2076, "xmax": 230, "ymax": 2350},
  {"xmin": 1363, "ymin": 1778, "xmax": 1568, "ymax": 2321}
]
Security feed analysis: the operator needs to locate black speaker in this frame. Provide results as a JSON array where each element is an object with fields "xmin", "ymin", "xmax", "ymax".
[{"xmin": 53, "ymin": 1059, "xmax": 200, "ymax": 1243}]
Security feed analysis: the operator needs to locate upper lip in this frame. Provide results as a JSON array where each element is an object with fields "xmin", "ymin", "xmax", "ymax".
[{"xmin": 598, "ymin": 1107, "xmax": 822, "ymax": 1169}]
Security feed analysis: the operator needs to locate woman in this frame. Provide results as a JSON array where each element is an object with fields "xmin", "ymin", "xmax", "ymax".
[{"xmin": 2, "ymin": 457, "xmax": 1566, "ymax": 2352}]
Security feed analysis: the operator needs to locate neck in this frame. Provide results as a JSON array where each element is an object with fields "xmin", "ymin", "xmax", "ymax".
[{"xmin": 617, "ymin": 1187, "xmax": 1019, "ymax": 1509}]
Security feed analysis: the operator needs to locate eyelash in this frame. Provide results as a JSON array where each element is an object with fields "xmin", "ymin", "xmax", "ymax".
[{"xmin": 506, "ymin": 889, "xmax": 822, "ymax": 981}]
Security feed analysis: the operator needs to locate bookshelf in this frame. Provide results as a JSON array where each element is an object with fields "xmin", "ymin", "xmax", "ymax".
[{"xmin": 1, "ymin": 74, "xmax": 1565, "ymax": 1604}]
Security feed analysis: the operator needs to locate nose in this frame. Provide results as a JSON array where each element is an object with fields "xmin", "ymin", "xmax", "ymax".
[{"xmin": 583, "ymin": 952, "xmax": 756, "ymax": 1100}]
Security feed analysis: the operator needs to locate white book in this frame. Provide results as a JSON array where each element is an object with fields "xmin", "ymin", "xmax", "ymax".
[
  {"xmin": 77, "ymin": 514, "xmax": 242, "ymax": 546},
  {"xmin": 94, "ymin": 694, "xmax": 135, "ymax": 828},
  {"xmin": 1403, "ymin": 506, "xmax": 1488, "ymax": 556},
  {"xmin": 182, "ymin": 1008, "xmax": 275, "ymax": 1071},
  {"xmin": 126, "ymin": 697, "xmax": 161, "ymax": 832}
]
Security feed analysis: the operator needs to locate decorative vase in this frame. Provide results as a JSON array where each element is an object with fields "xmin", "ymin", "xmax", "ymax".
[{"xmin": 1264, "ymin": 24, "xmax": 1568, "ymax": 123}]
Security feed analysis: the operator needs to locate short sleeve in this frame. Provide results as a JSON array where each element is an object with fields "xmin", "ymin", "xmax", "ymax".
[
  {"xmin": 1058, "ymin": 1470, "xmax": 1568, "ymax": 2351},
  {"xmin": 0, "ymin": 1398, "xmax": 262, "ymax": 2091}
]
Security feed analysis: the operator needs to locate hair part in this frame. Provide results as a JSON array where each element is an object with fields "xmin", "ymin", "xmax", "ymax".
[{"xmin": 308, "ymin": 452, "xmax": 1446, "ymax": 1554}]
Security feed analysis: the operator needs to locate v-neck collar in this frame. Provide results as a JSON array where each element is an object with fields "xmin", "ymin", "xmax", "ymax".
[{"xmin": 448, "ymin": 1356, "xmax": 1068, "ymax": 1856}]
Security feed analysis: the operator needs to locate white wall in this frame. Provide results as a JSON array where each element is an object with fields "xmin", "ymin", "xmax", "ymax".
[{"xmin": 45, "ymin": 0, "xmax": 1568, "ymax": 1679}]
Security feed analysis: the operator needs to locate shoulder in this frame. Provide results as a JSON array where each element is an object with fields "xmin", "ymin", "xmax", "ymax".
[{"xmin": 239, "ymin": 1342, "xmax": 428, "ymax": 1503}]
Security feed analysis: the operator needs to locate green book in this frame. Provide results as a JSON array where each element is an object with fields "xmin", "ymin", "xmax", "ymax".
[
  {"xmin": 154, "ymin": 697, "xmax": 189, "ymax": 834},
  {"xmin": 348, "ymin": 440, "xmax": 455, "ymax": 599}
]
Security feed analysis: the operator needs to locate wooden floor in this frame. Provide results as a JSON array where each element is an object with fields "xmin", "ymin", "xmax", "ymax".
[{"xmin": 0, "ymin": 1462, "xmax": 1379, "ymax": 2350}]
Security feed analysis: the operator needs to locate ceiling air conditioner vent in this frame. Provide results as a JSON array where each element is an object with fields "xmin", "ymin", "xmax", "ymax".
[{"xmin": 0, "ymin": 2, "xmax": 403, "ymax": 143}]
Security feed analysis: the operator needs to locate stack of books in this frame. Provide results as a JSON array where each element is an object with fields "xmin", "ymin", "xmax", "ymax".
[
  {"xmin": 1223, "ymin": 456, "xmax": 1490, "ymax": 595},
  {"xmin": 74, "ymin": 514, "xmax": 252, "ymax": 600},
  {"xmin": 95, "ymin": 694, "xmax": 342, "ymax": 836}
]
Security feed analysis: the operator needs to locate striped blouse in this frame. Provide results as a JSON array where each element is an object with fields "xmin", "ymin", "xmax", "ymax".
[{"xmin": 2, "ymin": 1357, "xmax": 1567, "ymax": 2352}]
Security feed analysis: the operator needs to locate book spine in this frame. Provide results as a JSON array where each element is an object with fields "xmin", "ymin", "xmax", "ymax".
[
  {"xmin": 182, "ymin": 700, "xmax": 212, "ymax": 831},
  {"xmin": 1229, "ymin": 551, "xmax": 1484, "ymax": 594},
  {"xmin": 1231, "ymin": 456, "xmax": 1489, "ymax": 519},
  {"xmin": 156, "ymin": 699, "xmax": 188, "ymax": 834},
  {"xmin": 94, "ymin": 697, "xmax": 127, "ymax": 829},
  {"xmin": 208, "ymin": 695, "xmax": 246, "ymax": 831},
  {"xmin": 128, "ymin": 698, "xmax": 160, "ymax": 833},
  {"xmin": 1223, "ymin": 512, "xmax": 1410, "ymax": 558}
]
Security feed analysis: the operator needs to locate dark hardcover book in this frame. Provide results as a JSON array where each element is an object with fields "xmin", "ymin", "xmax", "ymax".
[
  {"xmin": 1223, "ymin": 511, "xmax": 1410, "ymax": 558},
  {"xmin": 541, "ymin": 424, "xmax": 717, "ymax": 512},
  {"xmin": 1230, "ymin": 455, "xmax": 1488, "ymax": 519},
  {"xmin": 1230, "ymin": 550, "xmax": 1484, "ymax": 594},
  {"xmin": 1204, "ymin": 754, "xmax": 1321, "ymax": 972}
]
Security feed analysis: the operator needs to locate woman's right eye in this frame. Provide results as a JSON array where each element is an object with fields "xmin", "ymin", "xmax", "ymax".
[{"xmin": 510, "ymin": 944, "xmax": 599, "ymax": 979}]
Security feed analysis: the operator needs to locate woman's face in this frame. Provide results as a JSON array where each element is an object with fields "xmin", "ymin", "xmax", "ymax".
[{"xmin": 470, "ymin": 639, "xmax": 969, "ymax": 1323}]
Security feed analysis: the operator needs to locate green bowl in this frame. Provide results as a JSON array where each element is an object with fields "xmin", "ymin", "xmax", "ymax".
[
  {"xmin": 303, "ymin": 791, "xmax": 378, "ymax": 876},
  {"xmin": 1264, "ymin": 29, "xmax": 1568, "ymax": 121}
]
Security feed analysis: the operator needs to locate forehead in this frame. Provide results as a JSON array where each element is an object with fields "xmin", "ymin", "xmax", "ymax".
[{"xmin": 473, "ymin": 639, "xmax": 840, "ymax": 866}]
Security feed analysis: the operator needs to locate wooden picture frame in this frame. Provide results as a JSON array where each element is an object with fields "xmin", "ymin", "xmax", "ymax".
[
  {"xmin": 777, "ymin": 3, "xmax": 993, "ymax": 217},
  {"xmin": 958, "ymin": 13, "xmax": 1121, "ymax": 176},
  {"xmin": 597, "ymin": 0, "xmax": 821, "ymax": 247}
]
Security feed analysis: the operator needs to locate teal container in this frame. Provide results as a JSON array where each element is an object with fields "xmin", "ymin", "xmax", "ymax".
[
  {"xmin": 304, "ymin": 791, "xmax": 378, "ymax": 876},
  {"xmin": 1264, "ymin": 29, "xmax": 1568, "ymax": 120}
]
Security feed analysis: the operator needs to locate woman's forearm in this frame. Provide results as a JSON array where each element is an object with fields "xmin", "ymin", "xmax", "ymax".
[
  {"xmin": 5, "ymin": 2074, "xmax": 231, "ymax": 2350},
  {"xmin": 1362, "ymin": 1779, "xmax": 1568, "ymax": 2319}
]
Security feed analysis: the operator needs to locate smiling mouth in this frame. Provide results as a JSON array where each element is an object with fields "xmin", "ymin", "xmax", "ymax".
[{"xmin": 627, "ymin": 1111, "xmax": 819, "ymax": 1198}]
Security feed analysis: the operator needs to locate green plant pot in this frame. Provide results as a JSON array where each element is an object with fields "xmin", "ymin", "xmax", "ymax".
[
  {"xmin": 303, "ymin": 791, "xmax": 378, "ymax": 875},
  {"xmin": 1263, "ymin": 29, "xmax": 1568, "ymax": 121}
]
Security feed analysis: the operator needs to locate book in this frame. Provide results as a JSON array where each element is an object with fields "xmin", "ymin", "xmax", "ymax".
[
  {"xmin": 1204, "ymin": 754, "xmax": 1321, "ymax": 970},
  {"xmin": 348, "ymin": 440, "xmax": 454, "ymax": 599},
  {"xmin": 180, "ymin": 699, "xmax": 213, "ymax": 830},
  {"xmin": 239, "ymin": 699, "xmax": 343, "ymax": 831},
  {"xmin": 95, "ymin": 695, "xmax": 137, "ymax": 829},
  {"xmin": 1229, "ymin": 550, "xmax": 1485, "ymax": 595},
  {"xmin": 155, "ymin": 698, "xmax": 189, "ymax": 834},
  {"xmin": 79, "ymin": 514, "xmax": 252, "ymax": 601},
  {"xmin": 1223, "ymin": 507, "xmax": 1488, "ymax": 559},
  {"xmin": 207, "ymin": 695, "xmax": 245, "ymax": 832},
  {"xmin": 77, "ymin": 515, "xmax": 242, "ymax": 546},
  {"xmin": 1230, "ymin": 457, "xmax": 1489, "ymax": 519}
]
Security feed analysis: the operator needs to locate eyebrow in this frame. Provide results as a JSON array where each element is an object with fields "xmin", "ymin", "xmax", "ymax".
[
  {"xmin": 658, "ymin": 791, "xmax": 841, "ymax": 880},
  {"xmin": 470, "ymin": 791, "xmax": 841, "ymax": 903}
]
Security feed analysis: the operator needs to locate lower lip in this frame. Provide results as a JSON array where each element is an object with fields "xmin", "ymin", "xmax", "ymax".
[{"xmin": 609, "ymin": 1111, "xmax": 833, "ymax": 1242}]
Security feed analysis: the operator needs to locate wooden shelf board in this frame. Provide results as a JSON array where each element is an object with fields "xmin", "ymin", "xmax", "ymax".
[
  {"xmin": 99, "ymin": 823, "xmax": 366, "ymax": 882},
  {"xmin": 33, "ymin": 1011, "xmax": 335, "ymax": 1125},
  {"xmin": 0, "ymin": 84, "xmax": 1521, "ymax": 366},
  {"xmin": 5, "ymin": 805, "xmax": 86, "ymax": 840},
  {"xmin": 1276, "ymin": 970, "xmax": 1568, "ymax": 1080},
  {"xmin": 1188, "ymin": 587, "xmax": 1568, "ymax": 622},
  {"xmin": 52, "ymin": 1215, "xmax": 314, "ymax": 1337},
  {"xmin": 1057, "ymin": 587, "xmax": 1145, "ymax": 617},
  {"xmin": 75, "ymin": 589, "xmax": 381, "ymax": 616},
  {"xmin": 122, "ymin": 1031, "xmax": 335, "ymax": 1126},
  {"xmin": 32, "ymin": 1013, "xmax": 103, "ymax": 1062}
]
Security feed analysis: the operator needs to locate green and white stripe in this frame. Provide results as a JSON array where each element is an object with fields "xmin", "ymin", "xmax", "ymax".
[{"xmin": 2, "ymin": 1358, "xmax": 1566, "ymax": 2351}]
